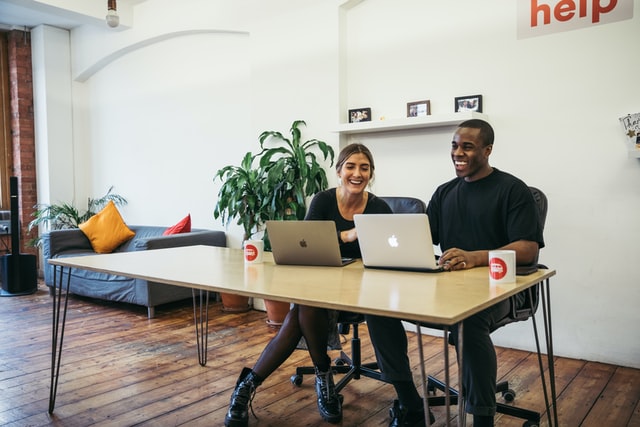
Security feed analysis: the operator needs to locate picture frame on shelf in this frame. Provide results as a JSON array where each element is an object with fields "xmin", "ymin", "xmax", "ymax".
[
  {"xmin": 348, "ymin": 108, "xmax": 372, "ymax": 123},
  {"xmin": 454, "ymin": 95, "xmax": 483, "ymax": 113},
  {"xmin": 619, "ymin": 112, "xmax": 640, "ymax": 155},
  {"xmin": 407, "ymin": 100, "xmax": 431, "ymax": 117}
]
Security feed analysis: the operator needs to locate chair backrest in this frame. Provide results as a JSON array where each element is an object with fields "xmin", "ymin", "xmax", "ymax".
[
  {"xmin": 493, "ymin": 186, "xmax": 548, "ymax": 330},
  {"xmin": 379, "ymin": 196, "xmax": 427, "ymax": 214},
  {"xmin": 529, "ymin": 186, "xmax": 548, "ymax": 230}
]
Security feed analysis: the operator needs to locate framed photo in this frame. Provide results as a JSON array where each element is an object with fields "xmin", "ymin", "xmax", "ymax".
[
  {"xmin": 348, "ymin": 108, "xmax": 371, "ymax": 123},
  {"xmin": 407, "ymin": 100, "xmax": 431, "ymax": 117},
  {"xmin": 454, "ymin": 95, "xmax": 483, "ymax": 113}
]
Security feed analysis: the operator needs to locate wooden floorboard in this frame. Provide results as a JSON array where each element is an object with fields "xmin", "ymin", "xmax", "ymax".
[{"xmin": 0, "ymin": 286, "xmax": 638, "ymax": 426}]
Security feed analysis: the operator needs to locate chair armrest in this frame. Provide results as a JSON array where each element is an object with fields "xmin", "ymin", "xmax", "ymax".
[
  {"xmin": 42, "ymin": 229, "xmax": 92, "ymax": 259},
  {"xmin": 133, "ymin": 230, "xmax": 226, "ymax": 251}
]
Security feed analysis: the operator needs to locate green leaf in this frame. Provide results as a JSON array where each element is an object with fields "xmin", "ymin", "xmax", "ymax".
[{"xmin": 214, "ymin": 120, "xmax": 335, "ymax": 238}]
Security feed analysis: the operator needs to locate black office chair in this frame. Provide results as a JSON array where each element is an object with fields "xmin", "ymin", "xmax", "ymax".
[
  {"xmin": 290, "ymin": 196, "xmax": 428, "ymax": 392},
  {"xmin": 425, "ymin": 186, "xmax": 551, "ymax": 427}
]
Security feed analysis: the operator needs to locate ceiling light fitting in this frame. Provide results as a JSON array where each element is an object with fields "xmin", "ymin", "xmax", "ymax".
[{"xmin": 106, "ymin": 0, "xmax": 119, "ymax": 28}]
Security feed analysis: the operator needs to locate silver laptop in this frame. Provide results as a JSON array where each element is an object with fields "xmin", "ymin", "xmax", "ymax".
[
  {"xmin": 354, "ymin": 213, "xmax": 444, "ymax": 272},
  {"xmin": 266, "ymin": 220, "xmax": 356, "ymax": 267}
]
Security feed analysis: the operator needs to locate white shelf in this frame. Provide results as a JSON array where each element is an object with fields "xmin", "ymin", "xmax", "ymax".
[{"xmin": 335, "ymin": 111, "xmax": 490, "ymax": 135}]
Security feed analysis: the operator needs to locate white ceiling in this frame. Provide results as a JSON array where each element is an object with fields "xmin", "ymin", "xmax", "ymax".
[
  {"xmin": 0, "ymin": 2, "xmax": 79, "ymax": 30},
  {"xmin": 0, "ymin": 0, "xmax": 145, "ymax": 30}
]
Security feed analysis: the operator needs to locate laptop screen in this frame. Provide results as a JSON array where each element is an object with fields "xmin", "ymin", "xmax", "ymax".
[
  {"xmin": 266, "ymin": 220, "xmax": 355, "ymax": 267},
  {"xmin": 354, "ymin": 214, "xmax": 443, "ymax": 272}
]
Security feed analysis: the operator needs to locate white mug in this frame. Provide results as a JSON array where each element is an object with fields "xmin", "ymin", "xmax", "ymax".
[
  {"xmin": 244, "ymin": 239, "xmax": 264, "ymax": 264},
  {"xmin": 488, "ymin": 250, "xmax": 516, "ymax": 284}
]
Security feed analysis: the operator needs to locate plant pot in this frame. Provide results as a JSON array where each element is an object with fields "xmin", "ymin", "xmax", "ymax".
[
  {"xmin": 264, "ymin": 299, "xmax": 291, "ymax": 329},
  {"xmin": 220, "ymin": 292, "xmax": 251, "ymax": 313}
]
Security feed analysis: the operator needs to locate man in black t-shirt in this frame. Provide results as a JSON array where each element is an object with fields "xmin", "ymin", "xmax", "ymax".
[{"xmin": 366, "ymin": 119, "xmax": 545, "ymax": 427}]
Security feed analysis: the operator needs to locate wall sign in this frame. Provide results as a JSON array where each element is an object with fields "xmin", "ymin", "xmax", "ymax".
[{"xmin": 517, "ymin": 0, "xmax": 634, "ymax": 39}]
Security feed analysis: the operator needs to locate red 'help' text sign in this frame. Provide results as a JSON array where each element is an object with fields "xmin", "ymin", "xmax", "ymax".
[{"xmin": 517, "ymin": 0, "xmax": 634, "ymax": 39}]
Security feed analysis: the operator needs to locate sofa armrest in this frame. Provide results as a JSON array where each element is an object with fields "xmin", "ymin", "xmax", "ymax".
[
  {"xmin": 133, "ymin": 230, "xmax": 226, "ymax": 251},
  {"xmin": 42, "ymin": 229, "xmax": 92, "ymax": 259}
]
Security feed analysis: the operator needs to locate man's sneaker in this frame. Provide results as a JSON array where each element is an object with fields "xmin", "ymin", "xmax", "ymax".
[
  {"xmin": 314, "ymin": 367, "xmax": 343, "ymax": 423},
  {"xmin": 389, "ymin": 399, "xmax": 435, "ymax": 427}
]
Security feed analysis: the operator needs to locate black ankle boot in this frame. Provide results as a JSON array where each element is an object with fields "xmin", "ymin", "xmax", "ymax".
[
  {"xmin": 314, "ymin": 367, "xmax": 342, "ymax": 424},
  {"xmin": 389, "ymin": 399, "xmax": 435, "ymax": 427},
  {"xmin": 225, "ymin": 367, "xmax": 262, "ymax": 427}
]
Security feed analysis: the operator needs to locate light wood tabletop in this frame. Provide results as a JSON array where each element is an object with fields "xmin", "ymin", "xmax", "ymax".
[
  {"xmin": 49, "ymin": 244, "xmax": 558, "ymax": 425},
  {"xmin": 49, "ymin": 245, "xmax": 555, "ymax": 325}
]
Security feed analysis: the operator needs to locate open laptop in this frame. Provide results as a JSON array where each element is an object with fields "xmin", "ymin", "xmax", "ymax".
[
  {"xmin": 266, "ymin": 220, "xmax": 356, "ymax": 267},
  {"xmin": 353, "ymin": 213, "xmax": 444, "ymax": 272}
]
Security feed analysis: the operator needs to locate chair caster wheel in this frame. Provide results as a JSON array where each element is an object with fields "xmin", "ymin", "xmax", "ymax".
[
  {"xmin": 290, "ymin": 374, "xmax": 303, "ymax": 386},
  {"xmin": 502, "ymin": 388, "xmax": 516, "ymax": 402},
  {"xmin": 523, "ymin": 421, "xmax": 538, "ymax": 427}
]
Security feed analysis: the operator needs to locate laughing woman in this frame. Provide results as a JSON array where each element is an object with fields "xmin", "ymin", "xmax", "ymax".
[{"xmin": 224, "ymin": 143, "xmax": 391, "ymax": 426}]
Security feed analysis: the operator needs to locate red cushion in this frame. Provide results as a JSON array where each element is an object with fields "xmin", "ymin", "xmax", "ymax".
[{"xmin": 163, "ymin": 214, "xmax": 191, "ymax": 235}]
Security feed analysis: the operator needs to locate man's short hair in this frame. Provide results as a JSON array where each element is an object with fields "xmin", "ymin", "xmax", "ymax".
[{"xmin": 458, "ymin": 119, "xmax": 494, "ymax": 147}]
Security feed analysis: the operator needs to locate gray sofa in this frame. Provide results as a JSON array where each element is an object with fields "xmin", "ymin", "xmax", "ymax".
[{"xmin": 42, "ymin": 225, "xmax": 226, "ymax": 318}]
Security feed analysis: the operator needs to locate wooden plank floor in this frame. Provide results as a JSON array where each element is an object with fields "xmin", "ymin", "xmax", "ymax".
[{"xmin": 1, "ymin": 286, "xmax": 638, "ymax": 426}]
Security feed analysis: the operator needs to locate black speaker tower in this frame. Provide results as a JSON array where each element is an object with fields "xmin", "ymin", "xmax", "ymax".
[{"xmin": 0, "ymin": 176, "xmax": 37, "ymax": 296}]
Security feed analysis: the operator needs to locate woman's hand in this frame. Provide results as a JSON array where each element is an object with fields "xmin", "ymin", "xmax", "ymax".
[{"xmin": 340, "ymin": 227, "xmax": 358, "ymax": 243}]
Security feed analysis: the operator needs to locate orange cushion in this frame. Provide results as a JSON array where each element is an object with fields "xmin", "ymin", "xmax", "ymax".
[
  {"xmin": 163, "ymin": 214, "xmax": 191, "ymax": 235},
  {"xmin": 79, "ymin": 201, "xmax": 135, "ymax": 253}
]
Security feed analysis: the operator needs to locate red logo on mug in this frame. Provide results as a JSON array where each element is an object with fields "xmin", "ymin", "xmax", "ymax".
[
  {"xmin": 489, "ymin": 257, "xmax": 507, "ymax": 280},
  {"xmin": 245, "ymin": 244, "xmax": 258, "ymax": 262}
]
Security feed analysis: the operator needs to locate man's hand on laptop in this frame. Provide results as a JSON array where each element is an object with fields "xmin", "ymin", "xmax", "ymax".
[{"xmin": 439, "ymin": 248, "xmax": 476, "ymax": 271}]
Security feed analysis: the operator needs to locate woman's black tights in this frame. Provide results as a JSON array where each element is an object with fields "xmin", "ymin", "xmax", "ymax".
[{"xmin": 252, "ymin": 304, "xmax": 331, "ymax": 379}]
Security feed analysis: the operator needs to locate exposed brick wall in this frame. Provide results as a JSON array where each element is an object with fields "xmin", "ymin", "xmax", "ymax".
[{"xmin": 6, "ymin": 30, "xmax": 37, "ymax": 256}]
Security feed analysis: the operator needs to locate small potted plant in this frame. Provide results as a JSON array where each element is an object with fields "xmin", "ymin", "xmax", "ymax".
[
  {"xmin": 27, "ymin": 187, "xmax": 127, "ymax": 247},
  {"xmin": 214, "ymin": 120, "xmax": 334, "ymax": 325}
]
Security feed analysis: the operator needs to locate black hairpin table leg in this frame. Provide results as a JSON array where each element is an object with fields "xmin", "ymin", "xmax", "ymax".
[
  {"xmin": 49, "ymin": 265, "xmax": 71, "ymax": 414},
  {"xmin": 192, "ymin": 289, "xmax": 210, "ymax": 366}
]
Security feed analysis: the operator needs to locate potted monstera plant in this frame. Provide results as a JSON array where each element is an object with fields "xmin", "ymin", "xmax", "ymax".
[{"xmin": 214, "ymin": 120, "xmax": 335, "ymax": 325}]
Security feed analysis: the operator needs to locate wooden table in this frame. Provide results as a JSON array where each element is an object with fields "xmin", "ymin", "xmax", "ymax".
[{"xmin": 48, "ymin": 245, "xmax": 557, "ymax": 425}]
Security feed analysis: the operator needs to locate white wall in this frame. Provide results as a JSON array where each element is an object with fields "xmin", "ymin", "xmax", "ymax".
[
  {"xmin": 340, "ymin": 0, "xmax": 640, "ymax": 369},
  {"xmin": 79, "ymin": 32, "xmax": 251, "ymax": 232},
  {"xmin": 31, "ymin": 0, "xmax": 640, "ymax": 368}
]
